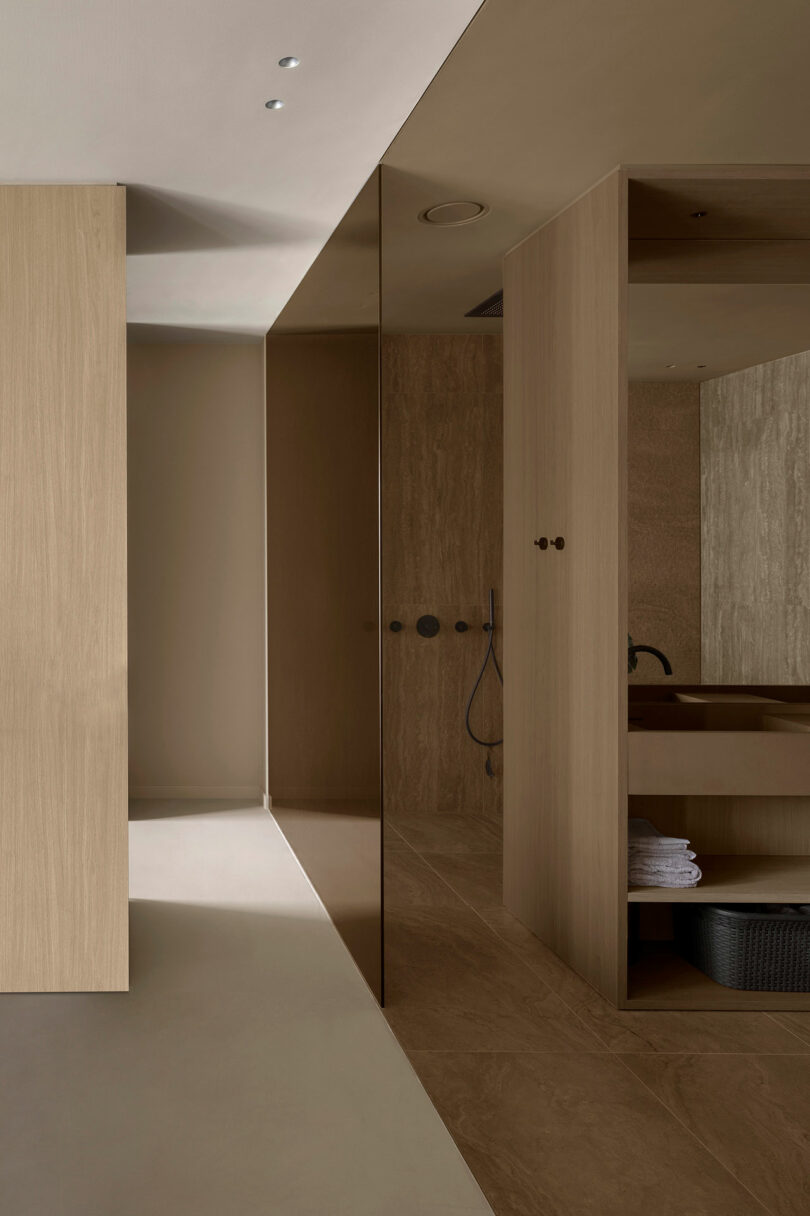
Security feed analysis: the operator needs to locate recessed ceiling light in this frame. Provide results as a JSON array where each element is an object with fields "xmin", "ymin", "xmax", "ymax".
[
  {"xmin": 697, "ymin": 364, "xmax": 707, "ymax": 368},
  {"xmin": 278, "ymin": 56, "xmax": 300, "ymax": 68},
  {"xmin": 418, "ymin": 201, "xmax": 490, "ymax": 227},
  {"xmin": 666, "ymin": 363, "xmax": 677, "ymax": 369},
  {"xmin": 265, "ymin": 99, "xmax": 284, "ymax": 110},
  {"xmin": 691, "ymin": 210, "xmax": 707, "ymax": 218}
]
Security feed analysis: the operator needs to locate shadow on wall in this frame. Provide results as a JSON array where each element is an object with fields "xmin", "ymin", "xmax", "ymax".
[
  {"xmin": 126, "ymin": 185, "xmax": 328, "ymax": 255},
  {"xmin": 127, "ymin": 322, "xmax": 265, "ymax": 343}
]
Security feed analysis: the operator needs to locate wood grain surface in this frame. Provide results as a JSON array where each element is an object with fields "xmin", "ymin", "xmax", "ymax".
[
  {"xmin": 0, "ymin": 186, "xmax": 128, "ymax": 991},
  {"xmin": 503, "ymin": 170, "xmax": 628, "ymax": 1003},
  {"xmin": 628, "ymin": 381, "xmax": 700, "ymax": 683}
]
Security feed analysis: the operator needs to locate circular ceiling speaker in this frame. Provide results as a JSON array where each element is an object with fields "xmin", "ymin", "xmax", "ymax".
[{"xmin": 418, "ymin": 201, "xmax": 490, "ymax": 227}]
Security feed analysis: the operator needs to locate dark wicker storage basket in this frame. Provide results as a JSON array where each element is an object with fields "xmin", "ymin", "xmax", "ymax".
[{"xmin": 675, "ymin": 904, "xmax": 810, "ymax": 992}]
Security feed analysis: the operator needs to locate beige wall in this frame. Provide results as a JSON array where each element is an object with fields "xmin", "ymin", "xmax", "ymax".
[
  {"xmin": 628, "ymin": 382, "xmax": 701, "ymax": 684},
  {"xmin": 128, "ymin": 342, "xmax": 267, "ymax": 798},
  {"xmin": 702, "ymin": 349, "xmax": 810, "ymax": 684}
]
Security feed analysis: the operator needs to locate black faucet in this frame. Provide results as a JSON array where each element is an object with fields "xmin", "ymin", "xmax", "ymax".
[{"xmin": 628, "ymin": 640, "xmax": 672, "ymax": 676}]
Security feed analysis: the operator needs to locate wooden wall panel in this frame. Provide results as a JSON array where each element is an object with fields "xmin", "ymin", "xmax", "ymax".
[
  {"xmin": 381, "ymin": 336, "xmax": 503, "ymax": 824},
  {"xmin": 503, "ymin": 171, "xmax": 627, "ymax": 1003},
  {"xmin": 0, "ymin": 186, "xmax": 128, "ymax": 992},
  {"xmin": 702, "ymin": 349, "xmax": 810, "ymax": 683},
  {"xmin": 628, "ymin": 382, "xmax": 700, "ymax": 684},
  {"xmin": 630, "ymin": 795, "xmax": 810, "ymax": 856}
]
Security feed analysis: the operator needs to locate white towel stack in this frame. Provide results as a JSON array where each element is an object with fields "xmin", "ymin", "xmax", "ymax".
[{"xmin": 628, "ymin": 818, "xmax": 702, "ymax": 888}]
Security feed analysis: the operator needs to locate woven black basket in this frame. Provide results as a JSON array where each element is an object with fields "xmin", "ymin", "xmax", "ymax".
[{"xmin": 675, "ymin": 904, "xmax": 810, "ymax": 991}]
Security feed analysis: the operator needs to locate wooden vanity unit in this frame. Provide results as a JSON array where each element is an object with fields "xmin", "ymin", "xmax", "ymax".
[{"xmin": 503, "ymin": 165, "xmax": 810, "ymax": 1010}]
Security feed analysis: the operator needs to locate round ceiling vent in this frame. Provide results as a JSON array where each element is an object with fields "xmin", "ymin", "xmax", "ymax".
[{"xmin": 418, "ymin": 200, "xmax": 489, "ymax": 227}]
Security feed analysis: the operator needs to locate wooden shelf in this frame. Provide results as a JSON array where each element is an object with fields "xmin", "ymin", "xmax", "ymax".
[
  {"xmin": 626, "ymin": 945, "xmax": 810, "ymax": 1010},
  {"xmin": 629, "ymin": 854, "xmax": 810, "ymax": 903},
  {"xmin": 629, "ymin": 730, "xmax": 810, "ymax": 796}
]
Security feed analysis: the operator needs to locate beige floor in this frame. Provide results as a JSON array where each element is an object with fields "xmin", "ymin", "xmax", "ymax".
[
  {"xmin": 384, "ymin": 809, "xmax": 810, "ymax": 1216},
  {"xmin": 0, "ymin": 800, "xmax": 493, "ymax": 1216}
]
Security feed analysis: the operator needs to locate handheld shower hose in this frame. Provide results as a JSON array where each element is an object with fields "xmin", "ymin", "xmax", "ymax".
[{"xmin": 465, "ymin": 589, "xmax": 503, "ymax": 776}]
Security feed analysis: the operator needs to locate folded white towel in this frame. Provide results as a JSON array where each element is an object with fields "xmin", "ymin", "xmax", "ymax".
[
  {"xmin": 629, "ymin": 858, "xmax": 701, "ymax": 875},
  {"xmin": 630, "ymin": 865, "xmax": 698, "ymax": 881},
  {"xmin": 630, "ymin": 847, "xmax": 697, "ymax": 861},
  {"xmin": 628, "ymin": 818, "xmax": 702, "ymax": 887},
  {"xmin": 629, "ymin": 863, "xmax": 703, "ymax": 889}
]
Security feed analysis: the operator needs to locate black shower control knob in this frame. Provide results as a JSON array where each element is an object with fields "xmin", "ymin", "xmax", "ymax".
[
  {"xmin": 534, "ymin": 537, "xmax": 548, "ymax": 550},
  {"xmin": 416, "ymin": 614, "xmax": 440, "ymax": 638},
  {"xmin": 389, "ymin": 620, "xmax": 403, "ymax": 632},
  {"xmin": 454, "ymin": 620, "xmax": 469, "ymax": 633}
]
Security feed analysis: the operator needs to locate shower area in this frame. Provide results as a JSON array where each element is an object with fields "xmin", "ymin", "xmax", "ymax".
[
  {"xmin": 381, "ymin": 333, "xmax": 503, "ymax": 859},
  {"xmin": 265, "ymin": 168, "xmax": 506, "ymax": 998}
]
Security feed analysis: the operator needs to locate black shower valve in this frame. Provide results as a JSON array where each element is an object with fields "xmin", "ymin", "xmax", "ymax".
[
  {"xmin": 416, "ymin": 614, "xmax": 440, "ymax": 638},
  {"xmin": 454, "ymin": 620, "xmax": 469, "ymax": 633},
  {"xmin": 389, "ymin": 620, "xmax": 403, "ymax": 632}
]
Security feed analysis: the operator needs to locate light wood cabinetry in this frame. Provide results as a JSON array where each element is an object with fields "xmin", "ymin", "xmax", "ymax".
[
  {"xmin": 503, "ymin": 170, "xmax": 628, "ymax": 1005},
  {"xmin": 504, "ymin": 166, "xmax": 810, "ymax": 1010},
  {"xmin": 0, "ymin": 186, "xmax": 128, "ymax": 992}
]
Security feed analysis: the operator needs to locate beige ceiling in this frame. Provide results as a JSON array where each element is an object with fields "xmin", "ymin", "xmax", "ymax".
[
  {"xmin": 2, "ymin": 0, "xmax": 481, "ymax": 336},
  {"xmin": 381, "ymin": 0, "xmax": 810, "ymax": 347}
]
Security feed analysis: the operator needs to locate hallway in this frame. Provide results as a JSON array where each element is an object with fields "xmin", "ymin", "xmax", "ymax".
[
  {"xmin": 0, "ymin": 802, "xmax": 491, "ymax": 1216},
  {"xmin": 384, "ymin": 811, "xmax": 810, "ymax": 1216}
]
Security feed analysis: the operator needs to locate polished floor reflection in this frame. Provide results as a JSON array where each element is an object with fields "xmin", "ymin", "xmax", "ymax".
[{"xmin": 384, "ymin": 810, "xmax": 810, "ymax": 1216}]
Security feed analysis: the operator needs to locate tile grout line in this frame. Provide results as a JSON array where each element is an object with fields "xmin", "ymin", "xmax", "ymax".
[
  {"xmin": 762, "ymin": 1010, "xmax": 810, "ymax": 1048},
  {"xmin": 386, "ymin": 825, "xmax": 783, "ymax": 1214},
  {"xmin": 386, "ymin": 823, "xmax": 807, "ymax": 1214},
  {"xmin": 397, "ymin": 838, "xmax": 615, "ymax": 1052},
  {"xmin": 610, "ymin": 1053, "xmax": 778, "ymax": 1216},
  {"xmin": 389, "ymin": 830, "xmax": 810, "ymax": 1052},
  {"xmin": 401, "ymin": 1046, "xmax": 810, "ymax": 1056}
]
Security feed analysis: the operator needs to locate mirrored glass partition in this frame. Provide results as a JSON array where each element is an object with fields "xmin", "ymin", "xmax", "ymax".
[{"xmin": 266, "ymin": 170, "xmax": 382, "ymax": 999}]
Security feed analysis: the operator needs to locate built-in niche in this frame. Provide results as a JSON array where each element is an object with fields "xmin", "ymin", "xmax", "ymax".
[
  {"xmin": 625, "ymin": 171, "xmax": 810, "ymax": 1009},
  {"xmin": 628, "ymin": 176, "xmax": 810, "ymax": 688}
]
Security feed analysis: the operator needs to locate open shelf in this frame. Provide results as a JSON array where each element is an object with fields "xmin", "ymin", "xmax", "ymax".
[
  {"xmin": 628, "ymin": 854, "xmax": 810, "ymax": 903},
  {"xmin": 626, "ymin": 944, "xmax": 810, "ymax": 1010}
]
